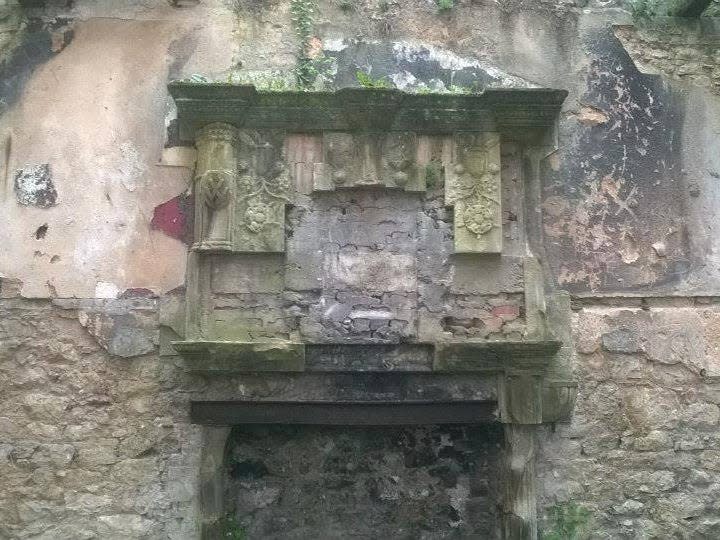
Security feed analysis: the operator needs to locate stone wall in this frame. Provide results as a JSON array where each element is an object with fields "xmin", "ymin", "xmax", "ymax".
[
  {"xmin": 2, "ymin": 0, "xmax": 720, "ymax": 539},
  {"xmin": 538, "ymin": 300, "xmax": 720, "ymax": 538},
  {"xmin": 5, "ymin": 295, "xmax": 720, "ymax": 538},
  {"xmin": 0, "ymin": 297, "xmax": 203, "ymax": 539}
]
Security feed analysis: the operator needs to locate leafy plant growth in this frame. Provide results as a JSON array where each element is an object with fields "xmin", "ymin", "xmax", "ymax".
[
  {"xmin": 355, "ymin": 70, "xmax": 392, "ymax": 88},
  {"xmin": 541, "ymin": 503, "xmax": 592, "ymax": 540},
  {"xmin": 219, "ymin": 514, "xmax": 247, "ymax": 540},
  {"xmin": 290, "ymin": 0, "xmax": 334, "ymax": 88}
]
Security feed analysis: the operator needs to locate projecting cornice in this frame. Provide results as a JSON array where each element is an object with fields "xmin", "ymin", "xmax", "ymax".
[{"xmin": 168, "ymin": 83, "xmax": 568, "ymax": 141}]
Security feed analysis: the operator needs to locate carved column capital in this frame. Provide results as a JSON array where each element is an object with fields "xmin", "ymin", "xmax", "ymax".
[
  {"xmin": 196, "ymin": 122, "xmax": 240, "ymax": 145},
  {"xmin": 192, "ymin": 123, "xmax": 241, "ymax": 252}
]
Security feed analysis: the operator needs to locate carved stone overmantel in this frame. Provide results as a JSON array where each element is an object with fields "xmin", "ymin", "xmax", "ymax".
[{"xmin": 166, "ymin": 83, "xmax": 573, "ymax": 540}]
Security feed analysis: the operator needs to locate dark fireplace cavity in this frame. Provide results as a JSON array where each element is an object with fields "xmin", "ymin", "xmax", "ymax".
[{"xmin": 222, "ymin": 423, "xmax": 503, "ymax": 539}]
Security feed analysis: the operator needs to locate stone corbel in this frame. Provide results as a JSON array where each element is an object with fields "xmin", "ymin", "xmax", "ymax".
[
  {"xmin": 312, "ymin": 132, "xmax": 425, "ymax": 192},
  {"xmin": 192, "ymin": 123, "xmax": 240, "ymax": 252},
  {"xmin": 445, "ymin": 132, "xmax": 502, "ymax": 253}
]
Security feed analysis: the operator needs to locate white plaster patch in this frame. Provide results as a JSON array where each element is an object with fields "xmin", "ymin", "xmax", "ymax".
[
  {"xmin": 95, "ymin": 281, "xmax": 120, "ymax": 299},
  {"xmin": 322, "ymin": 38, "xmax": 349, "ymax": 52},
  {"xmin": 392, "ymin": 41, "xmax": 539, "ymax": 88}
]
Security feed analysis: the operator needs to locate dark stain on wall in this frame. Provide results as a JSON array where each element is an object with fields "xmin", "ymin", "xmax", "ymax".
[
  {"xmin": 0, "ymin": 17, "xmax": 73, "ymax": 116},
  {"xmin": 541, "ymin": 27, "xmax": 687, "ymax": 293}
]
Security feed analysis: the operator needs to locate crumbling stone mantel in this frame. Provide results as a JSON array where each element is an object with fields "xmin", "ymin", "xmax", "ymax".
[
  {"xmin": 165, "ymin": 84, "xmax": 575, "ymax": 410},
  {"xmin": 167, "ymin": 83, "xmax": 573, "ymax": 540}
]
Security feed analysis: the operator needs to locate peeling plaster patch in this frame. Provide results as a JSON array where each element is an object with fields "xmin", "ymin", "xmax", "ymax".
[
  {"xmin": 14, "ymin": 164, "xmax": 57, "ymax": 207},
  {"xmin": 575, "ymin": 105, "xmax": 609, "ymax": 126},
  {"xmin": 542, "ymin": 29, "xmax": 683, "ymax": 292},
  {"xmin": 325, "ymin": 40, "xmax": 538, "ymax": 91},
  {"xmin": 150, "ymin": 191, "xmax": 193, "ymax": 244},
  {"xmin": 95, "ymin": 282, "xmax": 120, "ymax": 299},
  {"xmin": 392, "ymin": 41, "xmax": 539, "ymax": 89}
]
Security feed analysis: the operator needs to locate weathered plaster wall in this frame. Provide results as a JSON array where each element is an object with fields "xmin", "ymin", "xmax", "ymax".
[
  {"xmin": 1, "ymin": 0, "xmax": 720, "ymax": 538},
  {"xmin": 0, "ymin": 1, "xmax": 239, "ymax": 298}
]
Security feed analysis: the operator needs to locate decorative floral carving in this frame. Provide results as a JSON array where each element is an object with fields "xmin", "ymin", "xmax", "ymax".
[
  {"xmin": 445, "ymin": 133, "xmax": 502, "ymax": 253},
  {"xmin": 452, "ymin": 149, "xmax": 501, "ymax": 239},
  {"xmin": 244, "ymin": 200, "xmax": 271, "ymax": 233},
  {"xmin": 235, "ymin": 159, "xmax": 291, "ymax": 250}
]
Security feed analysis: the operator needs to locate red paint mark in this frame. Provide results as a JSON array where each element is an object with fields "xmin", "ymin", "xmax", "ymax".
[
  {"xmin": 151, "ymin": 192, "xmax": 193, "ymax": 244},
  {"xmin": 491, "ymin": 305, "xmax": 520, "ymax": 321}
]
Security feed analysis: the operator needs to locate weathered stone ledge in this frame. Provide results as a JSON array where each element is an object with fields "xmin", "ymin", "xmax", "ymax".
[{"xmin": 171, "ymin": 339, "xmax": 561, "ymax": 374}]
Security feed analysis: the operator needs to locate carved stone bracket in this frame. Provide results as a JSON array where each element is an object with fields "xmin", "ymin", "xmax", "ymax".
[
  {"xmin": 445, "ymin": 132, "xmax": 502, "ymax": 253},
  {"xmin": 312, "ymin": 132, "xmax": 425, "ymax": 192}
]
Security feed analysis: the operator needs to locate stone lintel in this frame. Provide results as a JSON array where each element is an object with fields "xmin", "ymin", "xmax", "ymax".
[
  {"xmin": 433, "ymin": 340, "xmax": 561, "ymax": 372},
  {"xmin": 190, "ymin": 400, "xmax": 498, "ymax": 426}
]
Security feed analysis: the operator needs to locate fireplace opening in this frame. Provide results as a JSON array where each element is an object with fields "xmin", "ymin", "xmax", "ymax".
[{"xmin": 220, "ymin": 423, "xmax": 503, "ymax": 539}]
